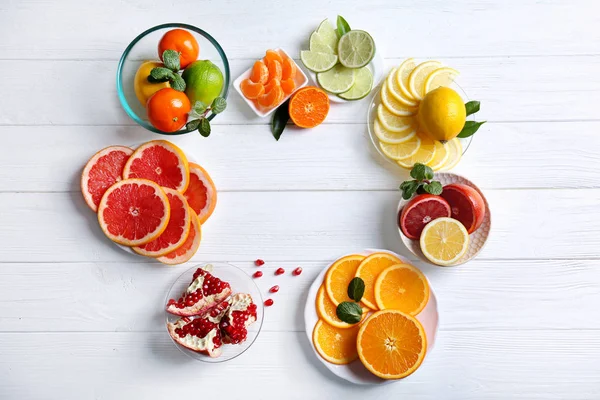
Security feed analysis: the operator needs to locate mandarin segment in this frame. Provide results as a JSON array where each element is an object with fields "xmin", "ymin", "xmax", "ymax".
[
  {"xmin": 240, "ymin": 79, "xmax": 265, "ymax": 100},
  {"xmin": 249, "ymin": 60, "xmax": 269, "ymax": 84},
  {"xmin": 281, "ymin": 78, "xmax": 296, "ymax": 95},
  {"xmin": 282, "ymin": 57, "xmax": 297, "ymax": 80},
  {"xmin": 264, "ymin": 49, "xmax": 284, "ymax": 65},
  {"xmin": 355, "ymin": 252, "xmax": 403, "ymax": 310},
  {"xmin": 312, "ymin": 319, "xmax": 360, "ymax": 365},
  {"xmin": 288, "ymin": 86, "xmax": 330, "ymax": 128},
  {"xmin": 257, "ymin": 81, "xmax": 284, "ymax": 108},
  {"xmin": 374, "ymin": 264, "xmax": 430, "ymax": 315},
  {"xmin": 267, "ymin": 59, "xmax": 283, "ymax": 82}
]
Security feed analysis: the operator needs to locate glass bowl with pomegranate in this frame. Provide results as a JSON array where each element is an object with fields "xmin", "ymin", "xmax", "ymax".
[{"xmin": 165, "ymin": 263, "xmax": 264, "ymax": 362}]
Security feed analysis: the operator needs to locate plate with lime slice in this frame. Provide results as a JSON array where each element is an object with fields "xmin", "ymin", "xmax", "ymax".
[{"xmin": 300, "ymin": 17, "xmax": 384, "ymax": 103}]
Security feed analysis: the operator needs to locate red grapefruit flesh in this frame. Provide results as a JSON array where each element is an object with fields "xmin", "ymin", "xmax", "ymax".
[
  {"xmin": 123, "ymin": 140, "xmax": 190, "ymax": 193},
  {"xmin": 97, "ymin": 178, "xmax": 170, "ymax": 246},
  {"xmin": 184, "ymin": 163, "xmax": 217, "ymax": 224},
  {"xmin": 440, "ymin": 183, "xmax": 486, "ymax": 234},
  {"xmin": 399, "ymin": 194, "xmax": 451, "ymax": 240},
  {"xmin": 132, "ymin": 188, "xmax": 191, "ymax": 257},
  {"xmin": 157, "ymin": 207, "xmax": 202, "ymax": 265},
  {"xmin": 81, "ymin": 146, "xmax": 133, "ymax": 212}
]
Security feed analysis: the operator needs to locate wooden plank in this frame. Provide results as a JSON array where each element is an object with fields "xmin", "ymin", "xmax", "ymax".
[
  {"xmin": 0, "ymin": 260, "xmax": 598, "ymax": 332},
  {"xmin": 0, "ymin": 121, "xmax": 598, "ymax": 193},
  {"xmin": 0, "ymin": 330, "xmax": 598, "ymax": 399},
  {"xmin": 1, "ymin": 0, "xmax": 598, "ymax": 60},
  {"xmin": 0, "ymin": 189, "xmax": 598, "ymax": 263},
  {"xmin": 1, "ymin": 56, "xmax": 599, "ymax": 126}
]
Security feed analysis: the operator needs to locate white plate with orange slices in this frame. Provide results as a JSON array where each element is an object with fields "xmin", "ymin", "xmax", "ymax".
[
  {"xmin": 80, "ymin": 140, "xmax": 217, "ymax": 265},
  {"xmin": 304, "ymin": 249, "xmax": 439, "ymax": 385}
]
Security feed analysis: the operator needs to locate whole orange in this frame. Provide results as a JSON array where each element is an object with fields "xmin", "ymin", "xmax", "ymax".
[
  {"xmin": 158, "ymin": 29, "xmax": 199, "ymax": 69},
  {"xmin": 146, "ymin": 88, "xmax": 191, "ymax": 133}
]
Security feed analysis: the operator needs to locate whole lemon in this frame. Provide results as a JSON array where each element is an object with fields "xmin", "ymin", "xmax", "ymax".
[
  {"xmin": 134, "ymin": 61, "xmax": 170, "ymax": 106},
  {"xmin": 417, "ymin": 87, "xmax": 466, "ymax": 142}
]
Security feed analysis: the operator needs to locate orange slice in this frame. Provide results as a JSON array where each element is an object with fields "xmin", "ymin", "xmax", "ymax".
[
  {"xmin": 355, "ymin": 252, "xmax": 403, "ymax": 310},
  {"xmin": 374, "ymin": 264, "xmax": 430, "ymax": 315},
  {"xmin": 288, "ymin": 86, "xmax": 330, "ymax": 128},
  {"xmin": 324, "ymin": 254, "xmax": 365, "ymax": 306},
  {"xmin": 316, "ymin": 285, "xmax": 367, "ymax": 329},
  {"xmin": 357, "ymin": 310, "xmax": 427, "ymax": 379},
  {"xmin": 312, "ymin": 319, "xmax": 360, "ymax": 364}
]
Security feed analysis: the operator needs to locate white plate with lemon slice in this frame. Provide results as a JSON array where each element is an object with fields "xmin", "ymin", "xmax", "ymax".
[{"xmin": 300, "ymin": 17, "xmax": 384, "ymax": 103}]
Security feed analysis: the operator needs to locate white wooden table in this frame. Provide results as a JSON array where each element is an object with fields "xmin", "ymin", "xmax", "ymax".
[{"xmin": 1, "ymin": 1, "xmax": 599, "ymax": 398}]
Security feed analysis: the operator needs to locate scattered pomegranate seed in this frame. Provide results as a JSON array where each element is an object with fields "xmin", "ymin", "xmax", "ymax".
[
  {"xmin": 269, "ymin": 285, "xmax": 279, "ymax": 293},
  {"xmin": 255, "ymin": 259, "xmax": 265, "ymax": 266},
  {"xmin": 264, "ymin": 299, "xmax": 274, "ymax": 307},
  {"xmin": 275, "ymin": 267, "xmax": 285, "ymax": 275},
  {"xmin": 253, "ymin": 271, "xmax": 263, "ymax": 278},
  {"xmin": 292, "ymin": 267, "xmax": 302, "ymax": 276}
]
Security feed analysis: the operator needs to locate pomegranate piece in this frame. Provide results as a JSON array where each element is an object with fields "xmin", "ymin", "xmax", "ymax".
[
  {"xmin": 253, "ymin": 271, "xmax": 263, "ymax": 278},
  {"xmin": 275, "ymin": 267, "xmax": 285, "ymax": 275},
  {"xmin": 220, "ymin": 293, "xmax": 258, "ymax": 344},
  {"xmin": 292, "ymin": 267, "xmax": 302, "ymax": 276},
  {"xmin": 269, "ymin": 285, "xmax": 279, "ymax": 293},
  {"xmin": 255, "ymin": 259, "xmax": 265, "ymax": 266},
  {"xmin": 167, "ymin": 299, "xmax": 231, "ymax": 358},
  {"xmin": 264, "ymin": 299, "xmax": 274, "ymax": 307},
  {"xmin": 166, "ymin": 265, "xmax": 232, "ymax": 317}
]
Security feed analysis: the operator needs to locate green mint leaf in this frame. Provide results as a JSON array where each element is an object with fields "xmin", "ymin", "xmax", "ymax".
[
  {"xmin": 186, "ymin": 119, "xmax": 201, "ymax": 132},
  {"xmin": 336, "ymin": 302, "xmax": 362, "ymax": 324},
  {"xmin": 337, "ymin": 15, "xmax": 351, "ymax": 37},
  {"xmin": 149, "ymin": 67, "xmax": 173, "ymax": 82},
  {"xmin": 400, "ymin": 180, "xmax": 420, "ymax": 200},
  {"xmin": 211, "ymin": 97, "xmax": 227, "ymax": 114},
  {"xmin": 423, "ymin": 181, "xmax": 443, "ymax": 195},
  {"xmin": 416, "ymin": 184, "xmax": 428, "ymax": 195},
  {"xmin": 347, "ymin": 277, "xmax": 365, "ymax": 302},
  {"xmin": 458, "ymin": 120, "xmax": 486, "ymax": 138},
  {"xmin": 410, "ymin": 163, "xmax": 433, "ymax": 181},
  {"xmin": 162, "ymin": 49, "xmax": 180, "ymax": 72},
  {"xmin": 193, "ymin": 101, "xmax": 207, "ymax": 116},
  {"xmin": 271, "ymin": 100, "xmax": 290, "ymax": 141},
  {"xmin": 198, "ymin": 118, "xmax": 211, "ymax": 137},
  {"xmin": 170, "ymin": 74, "xmax": 186, "ymax": 92},
  {"xmin": 465, "ymin": 101, "xmax": 480, "ymax": 116}
]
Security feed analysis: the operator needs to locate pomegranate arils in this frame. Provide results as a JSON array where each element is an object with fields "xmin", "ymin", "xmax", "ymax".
[
  {"xmin": 292, "ymin": 267, "xmax": 302, "ymax": 276},
  {"xmin": 264, "ymin": 299, "xmax": 274, "ymax": 306},
  {"xmin": 269, "ymin": 285, "xmax": 279, "ymax": 293},
  {"xmin": 275, "ymin": 267, "xmax": 285, "ymax": 275},
  {"xmin": 253, "ymin": 271, "xmax": 263, "ymax": 278},
  {"xmin": 220, "ymin": 293, "xmax": 258, "ymax": 345},
  {"xmin": 255, "ymin": 259, "xmax": 265, "ymax": 266}
]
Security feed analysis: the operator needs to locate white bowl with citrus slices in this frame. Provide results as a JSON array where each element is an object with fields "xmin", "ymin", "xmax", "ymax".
[
  {"xmin": 80, "ymin": 140, "xmax": 217, "ymax": 264},
  {"xmin": 304, "ymin": 249, "xmax": 438, "ymax": 385}
]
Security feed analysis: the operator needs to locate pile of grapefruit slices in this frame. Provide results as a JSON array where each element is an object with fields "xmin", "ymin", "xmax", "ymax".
[{"xmin": 80, "ymin": 140, "xmax": 217, "ymax": 264}]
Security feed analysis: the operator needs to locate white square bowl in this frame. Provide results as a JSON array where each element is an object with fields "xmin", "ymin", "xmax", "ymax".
[{"xmin": 233, "ymin": 48, "xmax": 308, "ymax": 118}]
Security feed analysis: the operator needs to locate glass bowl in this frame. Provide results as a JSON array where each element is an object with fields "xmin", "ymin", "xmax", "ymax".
[
  {"xmin": 367, "ymin": 81, "xmax": 473, "ymax": 169},
  {"xmin": 164, "ymin": 263, "xmax": 264, "ymax": 362},
  {"xmin": 117, "ymin": 23, "xmax": 230, "ymax": 135}
]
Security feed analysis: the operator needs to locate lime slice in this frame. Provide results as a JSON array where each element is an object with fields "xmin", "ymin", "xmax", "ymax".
[
  {"xmin": 316, "ymin": 19, "xmax": 338, "ymax": 46},
  {"xmin": 310, "ymin": 42, "xmax": 335, "ymax": 54},
  {"xmin": 338, "ymin": 67, "xmax": 373, "ymax": 100},
  {"xmin": 337, "ymin": 30, "xmax": 375, "ymax": 68},
  {"xmin": 300, "ymin": 50, "xmax": 338, "ymax": 73},
  {"xmin": 317, "ymin": 64, "xmax": 355, "ymax": 94},
  {"xmin": 310, "ymin": 31, "xmax": 338, "ymax": 55}
]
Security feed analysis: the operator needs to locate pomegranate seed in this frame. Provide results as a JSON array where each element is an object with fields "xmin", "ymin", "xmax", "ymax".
[
  {"xmin": 293, "ymin": 267, "xmax": 302, "ymax": 276},
  {"xmin": 264, "ymin": 299, "xmax": 274, "ymax": 307},
  {"xmin": 253, "ymin": 271, "xmax": 263, "ymax": 278},
  {"xmin": 255, "ymin": 259, "xmax": 265, "ymax": 266},
  {"xmin": 275, "ymin": 267, "xmax": 285, "ymax": 275},
  {"xmin": 269, "ymin": 285, "xmax": 280, "ymax": 293}
]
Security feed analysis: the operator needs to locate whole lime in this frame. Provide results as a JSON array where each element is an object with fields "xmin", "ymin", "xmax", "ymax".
[{"xmin": 182, "ymin": 60, "xmax": 224, "ymax": 106}]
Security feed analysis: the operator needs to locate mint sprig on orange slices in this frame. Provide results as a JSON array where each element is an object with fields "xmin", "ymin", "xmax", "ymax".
[
  {"xmin": 400, "ymin": 163, "xmax": 443, "ymax": 200},
  {"xmin": 336, "ymin": 277, "xmax": 365, "ymax": 324}
]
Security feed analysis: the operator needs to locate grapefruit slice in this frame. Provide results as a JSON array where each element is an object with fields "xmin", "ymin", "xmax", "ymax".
[
  {"xmin": 184, "ymin": 163, "xmax": 217, "ymax": 224},
  {"xmin": 399, "ymin": 194, "xmax": 451, "ymax": 240},
  {"xmin": 132, "ymin": 188, "xmax": 191, "ymax": 257},
  {"xmin": 123, "ymin": 140, "xmax": 190, "ymax": 193},
  {"xmin": 81, "ymin": 146, "xmax": 133, "ymax": 212},
  {"xmin": 97, "ymin": 179, "xmax": 170, "ymax": 246},
  {"xmin": 157, "ymin": 207, "xmax": 202, "ymax": 265}
]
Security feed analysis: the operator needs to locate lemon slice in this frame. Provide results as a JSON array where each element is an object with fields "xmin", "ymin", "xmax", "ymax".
[
  {"xmin": 387, "ymin": 66, "xmax": 418, "ymax": 107},
  {"xmin": 395, "ymin": 58, "xmax": 419, "ymax": 103},
  {"xmin": 427, "ymin": 140, "xmax": 449, "ymax": 170},
  {"xmin": 420, "ymin": 217, "xmax": 469, "ymax": 266},
  {"xmin": 379, "ymin": 134, "xmax": 421, "ymax": 160},
  {"xmin": 424, "ymin": 67, "xmax": 459, "ymax": 94},
  {"xmin": 373, "ymin": 118, "xmax": 417, "ymax": 144},
  {"xmin": 439, "ymin": 138, "xmax": 463, "ymax": 171},
  {"xmin": 380, "ymin": 80, "xmax": 418, "ymax": 116},
  {"xmin": 408, "ymin": 61, "xmax": 442, "ymax": 100},
  {"xmin": 377, "ymin": 104, "xmax": 415, "ymax": 132},
  {"xmin": 396, "ymin": 133, "xmax": 436, "ymax": 169}
]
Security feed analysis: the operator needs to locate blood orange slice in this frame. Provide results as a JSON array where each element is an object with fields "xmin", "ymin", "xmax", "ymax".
[
  {"xmin": 97, "ymin": 179, "xmax": 170, "ymax": 246},
  {"xmin": 132, "ymin": 188, "xmax": 191, "ymax": 257},
  {"xmin": 123, "ymin": 140, "xmax": 190, "ymax": 193},
  {"xmin": 157, "ymin": 207, "xmax": 202, "ymax": 265},
  {"xmin": 440, "ymin": 183, "xmax": 486, "ymax": 234},
  {"xmin": 81, "ymin": 146, "xmax": 133, "ymax": 212},
  {"xmin": 183, "ymin": 163, "xmax": 217, "ymax": 224},
  {"xmin": 399, "ymin": 194, "xmax": 451, "ymax": 240}
]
